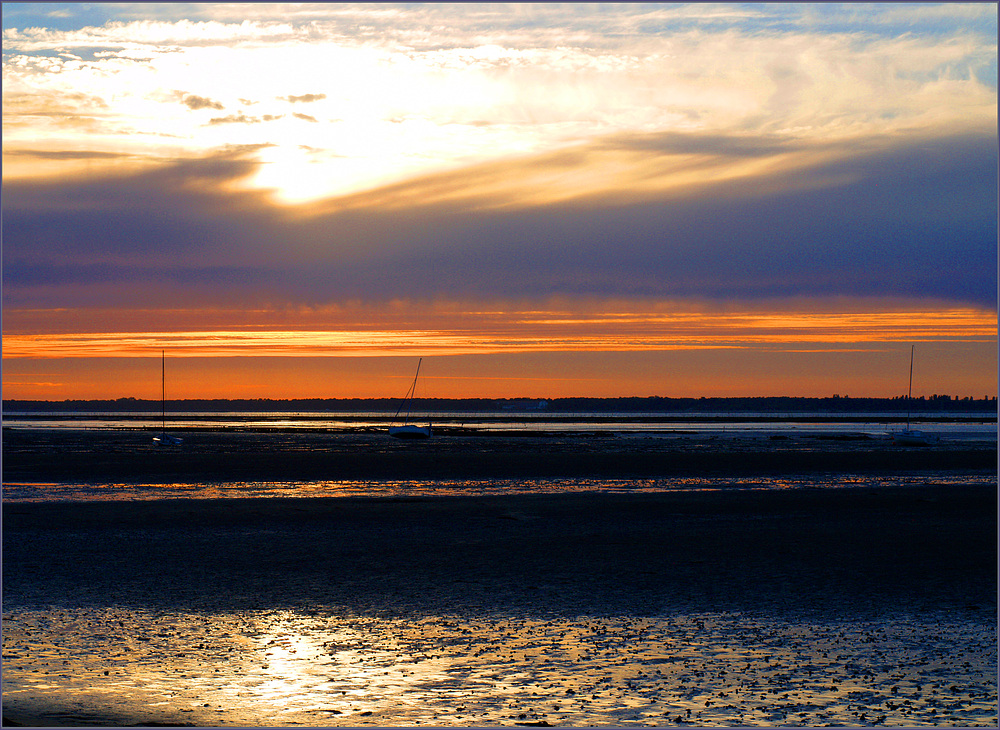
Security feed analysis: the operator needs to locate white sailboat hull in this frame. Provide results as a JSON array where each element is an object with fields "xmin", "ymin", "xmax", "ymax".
[
  {"xmin": 388, "ymin": 424, "xmax": 432, "ymax": 439},
  {"xmin": 891, "ymin": 429, "xmax": 938, "ymax": 446},
  {"xmin": 389, "ymin": 358, "xmax": 432, "ymax": 439},
  {"xmin": 153, "ymin": 433, "xmax": 183, "ymax": 446}
]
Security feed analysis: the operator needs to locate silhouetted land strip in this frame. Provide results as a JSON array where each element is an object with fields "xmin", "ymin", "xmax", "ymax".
[
  {"xmin": 4, "ymin": 484, "xmax": 995, "ymax": 618},
  {"xmin": 5, "ymin": 394, "xmax": 997, "ymax": 414},
  {"xmin": 3, "ymin": 428, "xmax": 995, "ymax": 484}
]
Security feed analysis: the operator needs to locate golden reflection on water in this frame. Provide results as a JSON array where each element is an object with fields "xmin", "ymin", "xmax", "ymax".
[
  {"xmin": 7, "ymin": 473, "xmax": 994, "ymax": 502},
  {"xmin": 248, "ymin": 613, "xmax": 457, "ymax": 721},
  {"xmin": 2, "ymin": 607, "xmax": 997, "ymax": 727}
]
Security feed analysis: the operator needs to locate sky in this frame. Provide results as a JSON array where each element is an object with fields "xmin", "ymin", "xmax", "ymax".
[{"xmin": 2, "ymin": 2, "xmax": 997, "ymax": 401}]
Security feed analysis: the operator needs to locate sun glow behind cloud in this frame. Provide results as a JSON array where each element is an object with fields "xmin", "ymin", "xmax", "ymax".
[{"xmin": 3, "ymin": 4, "xmax": 996, "ymax": 204}]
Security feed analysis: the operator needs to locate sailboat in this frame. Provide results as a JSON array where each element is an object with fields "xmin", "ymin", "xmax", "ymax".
[
  {"xmin": 892, "ymin": 345, "xmax": 938, "ymax": 446},
  {"xmin": 388, "ymin": 358, "xmax": 432, "ymax": 439},
  {"xmin": 152, "ymin": 350, "xmax": 183, "ymax": 446}
]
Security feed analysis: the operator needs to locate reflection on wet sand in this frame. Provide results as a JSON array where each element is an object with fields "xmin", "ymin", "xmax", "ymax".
[
  {"xmin": 5, "ymin": 473, "xmax": 995, "ymax": 503},
  {"xmin": 3, "ymin": 607, "xmax": 996, "ymax": 727}
]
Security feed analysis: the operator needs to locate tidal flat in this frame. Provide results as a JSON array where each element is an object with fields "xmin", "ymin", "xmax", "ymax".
[{"xmin": 2, "ymin": 429, "xmax": 996, "ymax": 726}]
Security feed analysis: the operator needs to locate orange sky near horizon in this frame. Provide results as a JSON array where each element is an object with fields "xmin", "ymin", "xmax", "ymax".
[
  {"xmin": 3, "ymin": 343, "xmax": 997, "ymax": 402},
  {"xmin": 3, "ymin": 302, "xmax": 996, "ymax": 401}
]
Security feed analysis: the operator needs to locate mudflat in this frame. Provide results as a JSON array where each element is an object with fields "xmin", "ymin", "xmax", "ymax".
[
  {"xmin": 2, "ymin": 428, "xmax": 996, "ymax": 727},
  {"xmin": 4, "ymin": 482, "xmax": 996, "ymax": 618},
  {"xmin": 4, "ymin": 427, "xmax": 996, "ymax": 615},
  {"xmin": 2, "ymin": 426, "xmax": 996, "ymax": 483}
]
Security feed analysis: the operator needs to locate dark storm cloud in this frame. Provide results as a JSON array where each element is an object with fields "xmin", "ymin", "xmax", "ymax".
[
  {"xmin": 5, "ymin": 261, "xmax": 270, "ymax": 288},
  {"xmin": 475, "ymin": 132, "xmax": 996, "ymax": 303},
  {"xmin": 3, "ymin": 131, "xmax": 996, "ymax": 311},
  {"xmin": 2, "ymin": 151, "xmax": 277, "ymax": 269}
]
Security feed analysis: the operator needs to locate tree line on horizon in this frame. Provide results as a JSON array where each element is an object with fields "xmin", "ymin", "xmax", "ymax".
[{"xmin": 4, "ymin": 394, "xmax": 996, "ymax": 414}]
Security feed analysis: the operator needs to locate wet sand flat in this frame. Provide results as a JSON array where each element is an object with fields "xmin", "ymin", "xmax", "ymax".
[{"xmin": 3, "ymin": 606, "xmax": 996, "ymax": 727}]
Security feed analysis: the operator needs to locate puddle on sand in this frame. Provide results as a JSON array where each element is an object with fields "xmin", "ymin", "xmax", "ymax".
[{"xmin": 2, "ymin": 608, "xmax": 996, "ymax": 727}]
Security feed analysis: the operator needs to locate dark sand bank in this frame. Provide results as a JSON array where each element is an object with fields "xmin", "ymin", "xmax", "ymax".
[
  {"xmin": 4, "ymin": 485, "xmax": 996, "ymax": 618},
  {"xmin": 3, "ymin": 427, "xmax": 996, "ymax": 484},
  {"xmin": 4, "ymin": 429, "xmax": 995, "ymax": 617}
]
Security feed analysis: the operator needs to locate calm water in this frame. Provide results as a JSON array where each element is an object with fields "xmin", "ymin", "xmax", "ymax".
[{"xmin": 4, "ymin": 408, "xmax": 997, "ymax": 437}]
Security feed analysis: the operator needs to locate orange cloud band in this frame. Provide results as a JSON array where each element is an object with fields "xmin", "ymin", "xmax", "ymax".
[{"xmin": 3, "ymin": 308, "xmax": 995, "ymax": 359}]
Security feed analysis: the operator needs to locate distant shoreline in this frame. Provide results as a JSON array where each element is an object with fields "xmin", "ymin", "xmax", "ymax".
[
  {"xmin": 4, "ymin": 394, "xmax": 997, "ymax": 415},
  {"xmin": 2, "ymin": 414, "xmax": 995, "ymax": 429}
]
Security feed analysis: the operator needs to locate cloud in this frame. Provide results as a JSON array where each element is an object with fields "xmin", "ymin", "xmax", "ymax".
[
  {"xmin": 182, "ymin": 93, "xmax": 224, "ymax": 110},
  {"xmin": 3, "ymin": 5, "xmax": 995, "ymax": 309},
  {"xmin": 2, "ymin": 88, "xmax": 112, "ymax": 136},
  {"xmin": 1, "ymin": 18, "xmax": 301, "ymax": 51},
  {"xmin": 3, "ymin": 129, "xmax": 996, "ymax": 313},
  {"xmin": 281, "ymin": 93, "xmax": 327, "ymax": 103},
  {"xmin": 1, "ymin": 150, "xmax": 275, "ymax": 271},
  {"xmin": 5, "ymin": 305, "xmax": 996, "ymax": 359},
  {"xmin": 4, "ymin": 5, "xmax": 994, "ymax": 206},
  {"xmin": 8, "ymin": 3, "xmax": 990, "ymax": 36},
  {"xmin": 207, "ymin": 112, "xmax": 284, "ymax": 125},
  {"xmin": 4, "ymin": 148, "xmax": 134, "ymax": 161}
]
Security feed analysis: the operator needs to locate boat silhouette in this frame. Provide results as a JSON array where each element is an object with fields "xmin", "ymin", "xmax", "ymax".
[{"xmin": 389, "ymin": 358, "xmax": 432, "ymax": 439}]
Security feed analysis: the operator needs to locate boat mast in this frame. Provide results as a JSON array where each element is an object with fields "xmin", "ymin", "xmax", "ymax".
[
  {"xmin": 161, "ymin": 350, "xmax": 166, "ymax": 434},
  {"xmin": 906, "ymin": 344, "xmax": 914, "ymax": 431},
  {"xmin": 392, "ymin": 358, "xmax": 422, "ymax": 426},
  {"xmin": 404, "ymin": 358, "xmax": 422, "ymax": 425}
]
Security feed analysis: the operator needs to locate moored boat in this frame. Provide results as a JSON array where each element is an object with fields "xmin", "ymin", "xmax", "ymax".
[
  {"xmin": 153, "ymin": 350, "xmax": 183, "ymax": 446},
  {"xmin": 388, "ymin": 423, "xmax": 433, "ymax": 439},
  {"xmin": 891, "ymin": 428, "xmax": 939, "ymax": 446},
  {"xmin": 389, "ymin": 358, "xmax": 432, "ymax": 439},
  {"xmin": 891, "ymin": 345, "xmax": 938, "ymax": 447}
]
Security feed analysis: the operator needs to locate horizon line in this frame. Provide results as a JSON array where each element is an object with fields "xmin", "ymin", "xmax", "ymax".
[{"xmin": 4, "ymin": 394, "xmax": 996, "ymax": 404}]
